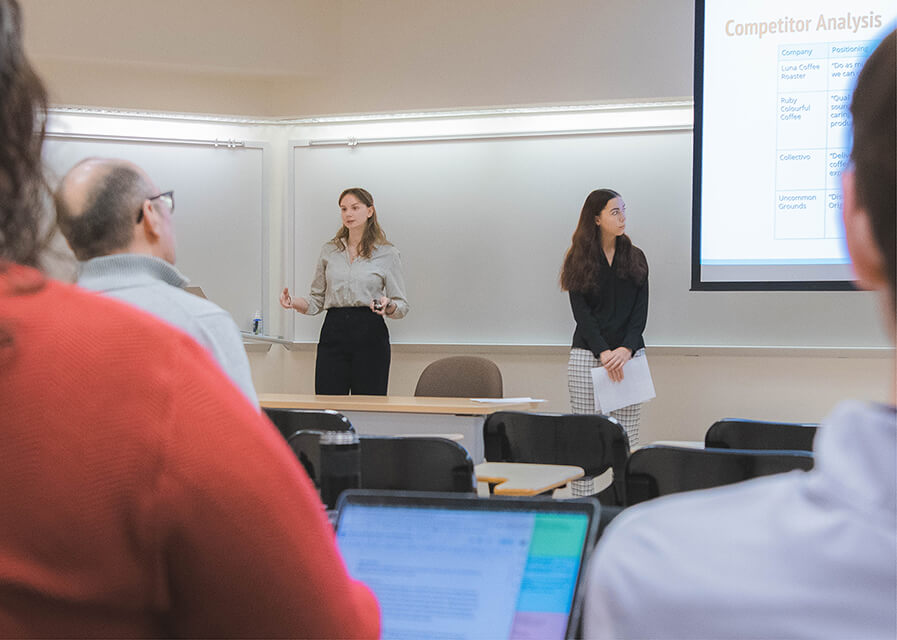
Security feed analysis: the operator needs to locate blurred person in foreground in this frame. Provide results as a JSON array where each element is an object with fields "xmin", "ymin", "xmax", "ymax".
[
  {"xmin": 0, "ymin": 0, "xmax": 378, "ymax": 636},
  {"xmin": 585, "ymin": 29, "xmax": 896, "ymax": 640}
]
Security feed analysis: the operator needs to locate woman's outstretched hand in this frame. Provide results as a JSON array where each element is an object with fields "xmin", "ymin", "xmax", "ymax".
[{"xmin": 280, "ymin": 288, "xmax": 309, "ymax": 314}]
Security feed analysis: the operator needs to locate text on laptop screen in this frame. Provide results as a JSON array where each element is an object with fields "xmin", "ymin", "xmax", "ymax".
[{"xmin": 336, "ymin": 504, "xmax": 589, "ymax": 640}]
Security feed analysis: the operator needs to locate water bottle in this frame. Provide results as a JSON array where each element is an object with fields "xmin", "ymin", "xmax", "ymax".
[
  {"xmin": 319, "ymin": 430, "xmax": 361, "ymax": 509},
  {"xmin": 251, "ymin": 310, "xmax": 262, "ymax": 335}
]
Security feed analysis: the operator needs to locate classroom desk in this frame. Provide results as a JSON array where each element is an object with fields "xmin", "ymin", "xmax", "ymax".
[
  {"xmin": 632, "ymin": 440, "xmax": 704, "ymax": 451},
  {"xmin": 475, "ymin": 462, "xmax": 585, "ymax": 496},
  {"xmin": 258, "ymin": 394, "xmax": 543, "ymax": 463}
]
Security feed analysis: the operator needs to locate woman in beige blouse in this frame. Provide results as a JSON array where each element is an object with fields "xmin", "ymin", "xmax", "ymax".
[{"xmin": 280, "ymin": 188, "xmax": 408, "ymax": 395}]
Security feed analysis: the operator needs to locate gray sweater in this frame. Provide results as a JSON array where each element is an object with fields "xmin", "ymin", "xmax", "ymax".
[{"xmin": 77, "ymin": 254, "xmax": 258, "ymax": 407}]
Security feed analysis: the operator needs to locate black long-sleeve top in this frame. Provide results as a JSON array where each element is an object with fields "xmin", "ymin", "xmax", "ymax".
[{"xmin": 570, "ymin": 247, "xmax": 648, "ymax": 357}]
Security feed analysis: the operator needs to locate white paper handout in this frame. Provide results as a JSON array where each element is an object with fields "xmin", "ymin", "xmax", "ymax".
[{"xmin": 591, "ymin": 352, "xmax": 656, "ymax": 413}]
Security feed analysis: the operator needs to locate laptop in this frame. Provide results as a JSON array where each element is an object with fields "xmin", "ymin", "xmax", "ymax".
[{"xmin": 335, "ymin": 490, "xmax": 600, "ymax": 640}]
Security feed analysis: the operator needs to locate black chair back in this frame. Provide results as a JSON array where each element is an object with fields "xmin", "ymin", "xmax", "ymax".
[
  {"xmin": 287, "ymin": 432, "xmax": 476, "ymax": 494},
  {"xmin": 287, "ymin": 430, "xmax": 326, "ymax": 487},
  {"xmin": 483, "ymin": 411, "xmax": 630, "ymax": 505},
  {"xmin": 705, "ymin": 418, "xmax": 819, "ymax": 451},
  {"xmin": 264, "ymin": 408, "xmax": 353, "ymax": 439},
  {"xmin": 360, "ymin": 436, "xmax": 476, "ymax": 493},
  {"xmin": 625, "ymin": 445, "xmax": 815, "ymax": 506}
]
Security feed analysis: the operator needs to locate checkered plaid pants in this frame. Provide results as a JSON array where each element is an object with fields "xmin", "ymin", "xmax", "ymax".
[{"xmin": 567, "ymin": 347, "xmax": 641, "ymax": 448}]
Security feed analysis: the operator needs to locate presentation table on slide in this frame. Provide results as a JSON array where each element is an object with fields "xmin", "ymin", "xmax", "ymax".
[
  {"xmin": 258, "ymin": 394, "xmax": 544, "ymax": 463},
  {"xmin": 698, "ymin": 1, "xmax": 896, "ymax": 283},
  {"xmin": 775, "ymin": 40, "xmax": 871, "ymax": 241}
]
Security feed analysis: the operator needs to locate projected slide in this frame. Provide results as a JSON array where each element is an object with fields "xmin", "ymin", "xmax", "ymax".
[{"xmin": 694, "ymin": 1, "xmax": 896, "ymax": 288}]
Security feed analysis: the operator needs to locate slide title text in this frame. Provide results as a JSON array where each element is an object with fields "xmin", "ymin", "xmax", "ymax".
[{"xmin": 725, "ymin": 12, "xmax": 883, "ymax": 39}]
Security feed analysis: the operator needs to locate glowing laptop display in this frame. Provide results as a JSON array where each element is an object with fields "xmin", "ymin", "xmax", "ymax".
[{"xmin": 335, "ymin": 490, "xmax": 598, "ymax": 640}]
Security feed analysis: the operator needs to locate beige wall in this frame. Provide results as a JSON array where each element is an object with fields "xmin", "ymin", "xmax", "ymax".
[
  {"xmin": 249, "ymin": 346, "xmax": 895, "ymax": 444},
  {"xmin": 22, "ymin": 0, "xmax": 693, "ymax": 117}
]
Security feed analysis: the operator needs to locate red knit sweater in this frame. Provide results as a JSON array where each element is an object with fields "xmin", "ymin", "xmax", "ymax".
[{"xmin": 0, "ymin": 265, "xmax": 379, "ymax": 638}]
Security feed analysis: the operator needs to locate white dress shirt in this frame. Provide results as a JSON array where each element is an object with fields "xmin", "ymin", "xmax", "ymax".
[{"xmin": 584, "ymin": 400, "xmax": 897, "ymax": 640}]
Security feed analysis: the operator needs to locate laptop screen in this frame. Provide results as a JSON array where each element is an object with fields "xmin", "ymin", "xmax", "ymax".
[{"xmin": 335, "ymin": 491, "xmax": 597, "ymax": 640}]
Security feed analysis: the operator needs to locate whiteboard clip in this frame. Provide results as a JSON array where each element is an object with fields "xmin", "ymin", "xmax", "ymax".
[
  {"xmin": 347, "ymin": 137, "xmax": 358, "ymax": 148},
  {"xmin": 214, "ymin": 138, "xmax": 244, "ymax": 149}
]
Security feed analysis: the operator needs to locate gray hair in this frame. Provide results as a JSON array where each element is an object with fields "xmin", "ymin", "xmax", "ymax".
[{"xmin": 56, "ymin": 160, "xmax": 152, "ymax": 261}]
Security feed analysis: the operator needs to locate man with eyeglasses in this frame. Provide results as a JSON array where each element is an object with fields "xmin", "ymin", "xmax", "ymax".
[{"xmin": 56, "ymin": 157, "xmax": 258, "ymax": 407}]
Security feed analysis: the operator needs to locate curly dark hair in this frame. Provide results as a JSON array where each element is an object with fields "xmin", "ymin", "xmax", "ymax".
[
  {"xmin": 560, "ymin": 188, "xmax": 647, "ymax": 293},
  {"xmin": 0, "ymin": 0, "xmax": 50, "ymax": 268}
]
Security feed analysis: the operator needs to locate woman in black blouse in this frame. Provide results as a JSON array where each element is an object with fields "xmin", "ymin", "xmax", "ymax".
[{"xmin": 560, "ymin": 188, "xmax": 648, "ymax": 447}]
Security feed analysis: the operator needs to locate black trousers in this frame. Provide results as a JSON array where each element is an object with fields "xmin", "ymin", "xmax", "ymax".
[{"xmin": 315, "ymin": 307, "xmax": 391, "ymax": 395}]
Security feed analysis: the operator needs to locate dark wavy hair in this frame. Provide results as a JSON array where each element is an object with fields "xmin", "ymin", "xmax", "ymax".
[
  {"xmin": 331, "ymin": 187, "xmax": 391, "ymax": 259},
  {"xmin": 560, "ymin": 189, "xmax": 647, "ymax": 292},
  {"xmin": 0, "ymin": 0, "xmax": 50, "ymax": 269},
  {"xmin": 850, "ymin": 29, "xmax": 895, "ymax": 306}
]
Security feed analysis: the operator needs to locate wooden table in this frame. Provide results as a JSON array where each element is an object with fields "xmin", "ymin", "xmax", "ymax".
[
  {"xmin": 475, "ymin": 462, "xmax": 584, "ymax": 496},
  {"xmin": 258, "ymin": 394, "xmax": 544, "ymax": 463}
]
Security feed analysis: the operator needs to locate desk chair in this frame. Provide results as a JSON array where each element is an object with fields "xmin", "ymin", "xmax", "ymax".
[
  {"xmin": 263, "ymin": 408, "xmax": 353, "ymax": 440},
  {"xmin": 287, "ymin": 432, "xmax": 476, "ymax": 495},
  {"xmin": 625, "ymin": 445, "xmax": 815, "ymax": 506},
  {"xmin": 705, "ymin": 418, "xmax": 819, "ymax": 452},
  {"xmin": 359, "ymin": 436, "xmax": 476, "ymax": 493},
  {"xmin": 483, "ymin": 412, "xmax": 630, "ymax": 505},
  {"xmin": 414, "ymin": 356, "xmax": 503, "ymax": 398}
]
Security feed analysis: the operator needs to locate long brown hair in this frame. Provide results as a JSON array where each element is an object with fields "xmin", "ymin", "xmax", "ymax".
[
  {"xmin": 0, "ymin": 0, "xmax": 50, "ymax": 269},
  {"xmin": 331, "ymin": 187, "xmax": 391, "ymax": 259},
  {"xmin": 0, "ymin": 0, "xmax": 50, "ymax": 365},
  {"xmin": 560, "ymin": 188, "xmax": 647, "ymax": 292}
]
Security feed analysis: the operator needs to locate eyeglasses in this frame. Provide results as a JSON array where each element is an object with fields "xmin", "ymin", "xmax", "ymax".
[{"xmin": 136, "ymin": 190, "xmax": 175, "ymax": 223}]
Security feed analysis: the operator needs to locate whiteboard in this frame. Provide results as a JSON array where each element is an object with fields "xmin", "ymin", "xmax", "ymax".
[
  {"xmin": 290, "ymin": 131, "xmax": 887, "ymax": 348},
  {"xmin": 43, "ymin": 136, "xmax": 268, "ymax": 332}
]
